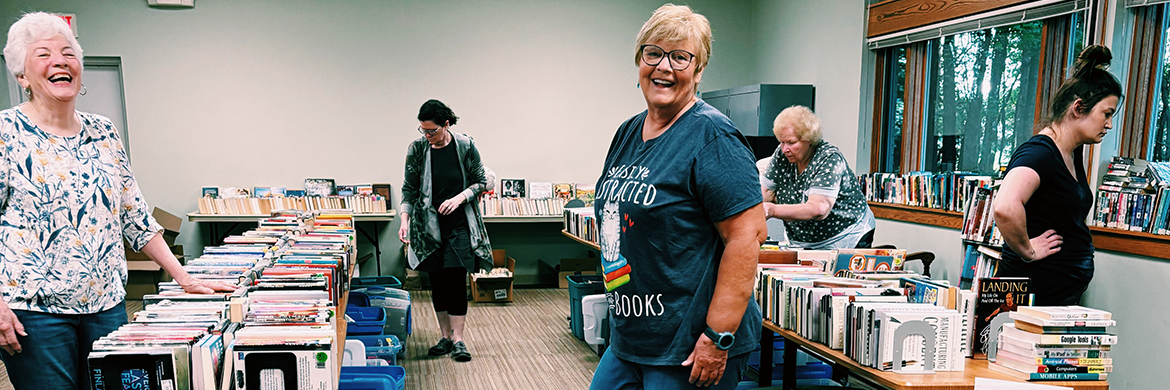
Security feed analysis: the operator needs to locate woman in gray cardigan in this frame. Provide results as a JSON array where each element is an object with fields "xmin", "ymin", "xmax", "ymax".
[{"xmin": 398, "ymin": 99, "xmax": 492, "ymax": 362}]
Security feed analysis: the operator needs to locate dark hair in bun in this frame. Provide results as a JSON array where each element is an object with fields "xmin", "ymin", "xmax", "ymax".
[{"xmin": 1041, "ymin": 44, "xmax": 1123, "ymax": 129}]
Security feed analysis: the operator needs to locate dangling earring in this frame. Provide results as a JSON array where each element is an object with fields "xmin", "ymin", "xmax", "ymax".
[
  {"xmin": 79, "ymin": 84, "xmax": 87, "ymax": 96},
  {"xmin": 23, "ymin": 87, "xmax": 31, "ymax": 99},
  {"xmin": 636, "ymin": 83, "xmax": 640, "ymax": 88}
]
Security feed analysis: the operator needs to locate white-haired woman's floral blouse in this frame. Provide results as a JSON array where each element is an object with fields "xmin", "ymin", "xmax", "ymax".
[{"xmin": 0, "ymin": 107, "xmax": 160, "ymax": 314}]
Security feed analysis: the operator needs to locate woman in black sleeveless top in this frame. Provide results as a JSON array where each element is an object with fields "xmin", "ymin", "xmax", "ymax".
[{"xmin": 992, "ymin": 45, "xmax": 1123, "ymax": 306}]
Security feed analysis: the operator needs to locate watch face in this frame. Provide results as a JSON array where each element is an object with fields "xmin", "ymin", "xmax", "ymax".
[{"xmin": 718, "ymin": 335, "xmax": 734, "ymax": 348}]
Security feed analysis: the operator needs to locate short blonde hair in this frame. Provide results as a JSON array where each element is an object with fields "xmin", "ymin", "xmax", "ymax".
[
  {"xmin": 773, "ymin": 105, "xmax": 822, "ymax": 144},
  {"xmin": 4, "ymin": 12, "xmax": 83, "ymax": 78},
  {"xmin": 635, "ymin": 4, "xmax": 712, "ymax": 75}
]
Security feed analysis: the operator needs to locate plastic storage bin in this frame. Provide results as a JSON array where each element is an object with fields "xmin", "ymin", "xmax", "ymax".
[
  {"xmin": 339, "ymin": 365, "xmax": 406, "ymax": 390},
  {"xmin": 357, "ymin": 286, "xmax": 412, "ymax": 337},
  {"xmin": 347, "ymin": 335, "xmax": 403, "ymax": 366},
  {"xmin": 352, "ymin": 276, "xmax": 403, "ymax": 290},
  {"xmin": 349, "ymin": 291, "xmax": 371, "ymax": 307},
  {"xmin": 581, "ymin": 294, "xmax": 608, "ymax": 346},
  {"xmin": 567, "ymin": 274, "xmax": 605, "ymax": 340},
  {"xmin": 346, "ymin": 304, "xmax": 387, "ymax": 335}
]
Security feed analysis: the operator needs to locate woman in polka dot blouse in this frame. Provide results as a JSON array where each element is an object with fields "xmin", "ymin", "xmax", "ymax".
[{"xmin": 760, "ymin": 106, "xmax": 875, "ymax": 249}]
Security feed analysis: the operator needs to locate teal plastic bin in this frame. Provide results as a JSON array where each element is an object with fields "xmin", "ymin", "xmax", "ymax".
[
  {"xmin": 339, "ymin": 365, "xmax": 405, "ymax": 390},
  {"xmin": 567, "ymin": 274, "xmax": 605, "ymax": 340}
]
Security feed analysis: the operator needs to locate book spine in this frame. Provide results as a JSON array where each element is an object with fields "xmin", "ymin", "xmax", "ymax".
[
  {"xmin": 1029, "ymin": 372, "xmax": 1106, "ymax": 380},
  {"xmin": 1037, "ymin": 358, "xmax": 1110, "ymax": 366}
]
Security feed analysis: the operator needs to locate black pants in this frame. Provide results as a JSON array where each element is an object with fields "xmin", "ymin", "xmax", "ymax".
[{"xmin": 428, "ymin": 267, "xmax": 469, "ymax": 316}]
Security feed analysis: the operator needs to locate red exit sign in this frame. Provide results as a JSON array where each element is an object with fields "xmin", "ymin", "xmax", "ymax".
[{"xmin": 54, "ymin": 13, "xmax": 78, "ymax": 38}]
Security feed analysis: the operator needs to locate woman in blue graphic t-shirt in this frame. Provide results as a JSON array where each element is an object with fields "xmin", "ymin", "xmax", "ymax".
[
  {"xmin": 992, "ymin": 45, "xmax": 1122, "ymax": 306},
  {"xmin": 588, "ymin": 5, "xmax": 768, "ymax": 390}
]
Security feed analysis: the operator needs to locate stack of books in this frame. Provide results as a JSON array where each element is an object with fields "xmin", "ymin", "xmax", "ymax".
[
  {"xmin": 1093, "ymin": 156, "xmax": 1157, "ymax": 231},
  {"xmin": 991, "ymin": 306, "xmax": 1116, "ymax": 381}
]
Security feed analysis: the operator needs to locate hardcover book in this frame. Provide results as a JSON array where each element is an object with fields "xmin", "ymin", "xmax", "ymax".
[
  {"xmin": 202, "ymin": 187, "xmax": 219, "ymax": 198},
  {"xmin": 554, "ymin": 183, "xmax": 575, "ymax": 201},
  {"xmin": 529, "ymin": 182, "xmax": 553, "ymax": 199},
  {"xmin": 974, "ymin": 277, "xmax": 1032, "ymax": 356},
  {"xmin": 501, "ymin": 179, "xmax": 526, "ymax": 198},
  {"xmin": 304, "ymin": 178, "xmax": 336, "ymax": 197}
]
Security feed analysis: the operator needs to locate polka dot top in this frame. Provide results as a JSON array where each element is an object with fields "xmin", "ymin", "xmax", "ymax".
[{"xmin": 762, "ymin": 141, "xmax": 871, "ymax": 243}]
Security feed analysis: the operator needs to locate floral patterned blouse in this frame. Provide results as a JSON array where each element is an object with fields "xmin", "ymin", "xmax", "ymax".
[{"xmin": 0, "ymin": 107, "xmax": 160, "ymax": 314}]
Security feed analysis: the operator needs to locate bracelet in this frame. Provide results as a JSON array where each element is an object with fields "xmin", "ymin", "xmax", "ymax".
[{"xmin": 764, "ymin": 205, "xmax": 771, "ymax": 219}]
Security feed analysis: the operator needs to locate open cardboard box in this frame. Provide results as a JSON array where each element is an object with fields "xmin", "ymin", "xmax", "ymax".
[
  {"xmin": 124, "ymin": 254, "xmax": 182, "ymax": 300},
  {"xmin": 125, "ymin": 207, "xmax": 183, "ymax": 260},
  {"xmin": 471, "ymin": 249, "xmax": 515, "ymax": 303},
  {"xmin": 557, "ymin": 258, "xmax": 599, "ymax": 288}
]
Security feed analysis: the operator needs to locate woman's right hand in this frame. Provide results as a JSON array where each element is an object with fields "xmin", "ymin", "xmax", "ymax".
[
  {"xmin": 398, "ymin": 214, "xmax": 410, "ymax": 244},
  {"xmin": 1023, "ymin": 229, "xmax": 1062, "ymax": 262},
  {"xmin": 0, "ymin": 301, "xmax": 26, "ymax": 356}
]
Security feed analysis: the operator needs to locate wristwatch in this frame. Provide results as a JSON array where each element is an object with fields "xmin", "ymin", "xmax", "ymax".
[{"xmin": 704, "ymin": 327, "xmax": 735, "ymax": 351}]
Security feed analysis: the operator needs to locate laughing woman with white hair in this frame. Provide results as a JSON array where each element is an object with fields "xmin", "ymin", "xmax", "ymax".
[{"xmin": 0, "ymin": 13, "xmax": 235, "ymax": 389}]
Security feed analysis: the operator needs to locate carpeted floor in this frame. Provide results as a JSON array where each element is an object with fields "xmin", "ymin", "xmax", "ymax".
[{"xmin": 0, "ymin": 288, "xmax": 602, "ymax": 390}]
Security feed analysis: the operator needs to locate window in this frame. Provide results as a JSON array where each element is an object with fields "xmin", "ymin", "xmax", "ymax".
[
  {"xmin": 878, "ymin": 47, "xmax": 907, "ymax": 174},
  {"xmin": 926, "ymin": 22, "xmax": 1043, "ymax": 174},
  {"xmin": 1149, "ymin": 6, "xmax": 1170, "ymax": 161},
  {"xmin": 871, "ymin": 13, "xmax": 1085, "ymax": 175}
]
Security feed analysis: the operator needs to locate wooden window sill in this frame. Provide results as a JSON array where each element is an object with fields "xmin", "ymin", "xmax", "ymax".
[
  {"xmin": 868, "ymin": 201, "xmax": 1170, "ymax": 259},
  {"xmin": 868, "ymin": 201, "xmax": 964, "ymax": 229}
]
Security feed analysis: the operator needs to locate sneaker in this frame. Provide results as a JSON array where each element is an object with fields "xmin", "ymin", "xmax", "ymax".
[
  {"xmin": 428, "ymin": 338, "xmax": 454, "ymax": 356},
  {"xmin": 451, "ymin": 341, "xmax": 471, "ymax": 362}
]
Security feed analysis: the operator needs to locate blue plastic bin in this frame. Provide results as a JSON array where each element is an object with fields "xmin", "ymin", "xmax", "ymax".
[
  {"xmin": 339, "ymin": 365, "xmax": 405, "ymax": 390},
  {"xmin": 567, "ymin": 274, "xmax": 605, "ymax": 340},
  {"xmin": 346, "ymin": 304, "xmax": 387, "ymax": 335},
  {"xmin": 349, "ymin": 291, "xmax": 371, "ymax": 307},
  {"xmin": 352, "ymin": 276, "xmax": 403, "ymax": 289},
  {"xmin": 347, "ymin": 335, "xmax": 403, "ymax": 365}
]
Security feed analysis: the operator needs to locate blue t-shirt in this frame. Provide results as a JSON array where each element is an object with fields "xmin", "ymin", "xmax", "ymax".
[{"xmin": 594, "ymin": 100, "xmax": 763, "ymax": 365}]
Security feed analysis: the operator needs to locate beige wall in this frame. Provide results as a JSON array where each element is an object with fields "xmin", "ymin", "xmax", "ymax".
[{"xmin": 753, "ymin": 0, "xmax": 866, "ymax": 168}]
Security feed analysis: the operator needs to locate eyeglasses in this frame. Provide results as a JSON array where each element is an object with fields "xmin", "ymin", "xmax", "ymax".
[
  {"xmin": 640, "ymin": 44, "xmax": 695, "ymax": 71},
  {"xmin": 418, "ymin": 125, "xmax": 444, "ymax": 136}
]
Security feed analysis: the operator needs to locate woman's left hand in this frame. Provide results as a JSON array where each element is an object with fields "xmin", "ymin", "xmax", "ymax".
[
  {"xmin": 681, "ymin": 334, "xmax": 729, "ymax": 387},
  {"xmin": 178, "ymin": 275, "xmax": 239, "ymax": 294},
  {"xmin": 438, "ymin": 194, "xmax": 466, "ymax": 215}
]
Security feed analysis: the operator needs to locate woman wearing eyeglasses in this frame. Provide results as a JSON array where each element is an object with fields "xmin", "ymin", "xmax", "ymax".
[
  {"xmin": 399, "ymin": 99, "xmax": 492, "ymax": 362},
  {"xmin": 589, "ymin": 5, "xmax": 766, "ymax": 390}
]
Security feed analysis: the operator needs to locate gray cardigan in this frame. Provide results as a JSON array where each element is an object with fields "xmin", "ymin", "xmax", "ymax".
[{"xmin": 400, "ymin": 130, "xmax": 493, "ymax": 272}]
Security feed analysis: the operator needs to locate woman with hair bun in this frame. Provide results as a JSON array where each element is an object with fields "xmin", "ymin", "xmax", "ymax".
[
  {"xmin": 992, "ymin": 44, "xmax": 1123, "ymax": 306},
  {"xmin": 399, "ymin": 99, "xmax": 491, "ymax": 362}
]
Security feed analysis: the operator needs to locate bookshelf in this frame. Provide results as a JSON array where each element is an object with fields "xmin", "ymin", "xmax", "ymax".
[
  {"xmin": 869, "ymin": 202, "xmax": 963, "ymax": 229},
  {"xmin": 482, "ymin": 215, "xmax": 562, "ymax": 223},
  {"xmin": 870, "ymin": 202, "xmax": 1170, "ymax": 260},
  {"xmin": 561, "ymin": 230, "xmax": 600, "ymax": 251}
]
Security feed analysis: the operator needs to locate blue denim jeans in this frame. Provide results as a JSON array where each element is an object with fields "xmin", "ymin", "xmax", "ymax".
[
  {"xmin": 590, "ymin": 347, "xmax": 748, "ymax": 390},
  {"xmin": 0, "ymin": 301, "xmax": 128, "ymax": 390}
]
